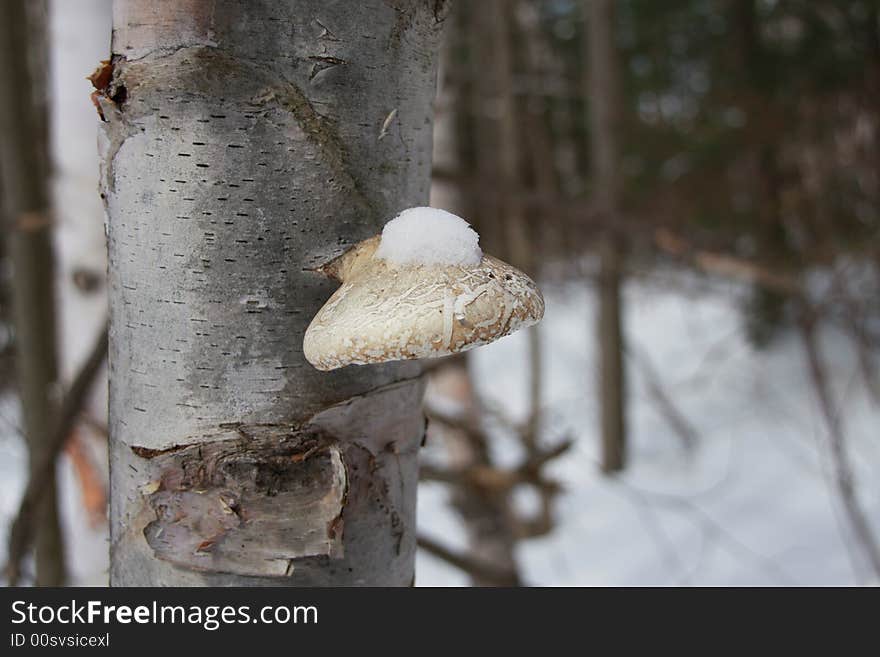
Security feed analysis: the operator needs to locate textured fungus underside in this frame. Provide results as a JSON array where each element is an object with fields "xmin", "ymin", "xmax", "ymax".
[{"xmin": 304, "ymin": 237, "xmax": 545, "ymax": 370}]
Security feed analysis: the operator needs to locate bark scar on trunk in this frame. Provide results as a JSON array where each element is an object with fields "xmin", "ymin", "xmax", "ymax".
[
  {"xmin": 141, "ymin": 427, "xmax": 347, "ymax": 576},
  {"xmin": 249, "ymin": 81, "xmax": 373, "ymax": 219}
]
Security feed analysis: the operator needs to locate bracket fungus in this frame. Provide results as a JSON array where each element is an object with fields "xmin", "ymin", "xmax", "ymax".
[{"xmin": 303, "ymin": 207, "xmax": 544, "ymax": 371}]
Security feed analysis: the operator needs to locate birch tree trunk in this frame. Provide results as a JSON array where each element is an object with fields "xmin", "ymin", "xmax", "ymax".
[
  {"xmin": 0, "ymin": 0, "xmax": 66, "ymax": 586},
  {"xmin": 100, "ymin": 0, "xmax": 447, "ymax": 586},
  {"xmin": 586, "ymin": 0, "xmax": 627, "ymax": 473}
]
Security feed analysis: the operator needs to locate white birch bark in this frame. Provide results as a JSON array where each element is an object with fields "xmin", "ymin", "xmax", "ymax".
[{"xmin": 100, "ymin": 0, "xmax": 447, "ymax": 586}]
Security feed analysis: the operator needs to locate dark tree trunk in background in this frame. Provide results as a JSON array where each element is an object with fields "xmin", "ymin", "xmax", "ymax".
[
  {"xmin": 450, "ymin": 0, "xmax": 525, "ymax": 585},
  {"xmin": 482, "ymin": 0, "xmax": 543, "ymax": 449},
  {"xmin": 586, "ymin": 0, "xmax": 627, "ymax": 473},
  {"xmin": 0, "ymin": 0, "xmax": 65, "ymax": 585},
  {"xmin": 100, "ymin": 0, "xmax": 446, "ymax": 586}
]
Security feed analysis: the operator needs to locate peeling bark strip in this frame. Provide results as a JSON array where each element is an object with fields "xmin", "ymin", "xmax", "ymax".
[
  {"xmin": 102, "ymin": 1, "xmax": 444, "ymax": 586},
  {"xmin": 141, "ymin": 428, "xmax": 346, "ymax": 576}
]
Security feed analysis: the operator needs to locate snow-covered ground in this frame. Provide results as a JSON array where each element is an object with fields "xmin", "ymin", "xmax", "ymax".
[{"xmin": 417, "ymin": 271, "xmax": 880, "ymax": 586}]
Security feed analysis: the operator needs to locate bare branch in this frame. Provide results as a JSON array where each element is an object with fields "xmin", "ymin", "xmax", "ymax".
[
  {"xmin": 627, "ymin": 344, "xmax": 699, "ymax": 452},
  {"xmin": 5, "ymin": 323, "xmax": 108, "ymax": 586},
  {"xmin": 654, "ymin": 228, "xmax": 802, "ymax": 297},
  {"xmin": 798, "ymin": 312, "xmax": 880, "ymax": 579},
  {"xmin": 417, "ymin": 535, "xmax": 522, "ymax": 586}
]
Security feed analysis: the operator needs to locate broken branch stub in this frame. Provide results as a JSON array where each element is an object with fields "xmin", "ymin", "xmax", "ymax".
[{"xmin": 304, "ymin": 212, "xmax": 544, "ymax": 371}]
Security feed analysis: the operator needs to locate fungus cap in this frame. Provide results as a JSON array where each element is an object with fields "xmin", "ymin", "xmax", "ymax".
[{"xmin": 303, "ymin": 210, "xmax": 544, "ymax": 371}]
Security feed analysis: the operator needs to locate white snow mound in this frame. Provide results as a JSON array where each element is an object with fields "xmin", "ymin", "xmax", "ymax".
[{"xmin": 375, "ymin": 207, "xmax": 483, "ymax": 267}]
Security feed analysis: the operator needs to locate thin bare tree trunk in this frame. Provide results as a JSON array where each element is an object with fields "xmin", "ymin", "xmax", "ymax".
[
  {"xmin": 0, "ymin": 0, "xmax": 65, "ymax": 586},
  {"xmin": 100, "ymin": 0, "xmax": 447, "ymax": 586},
  {"xmin": 800, "ymin": 316, "xmax": 880, "ymax": 580},
  {"xmin": 448, "ymin": 0, "xmax": 528, "ymax": 583},
  {"xmin": 586, "ymin": 0, "xmax": 627, "ymax": 473},
  {"xmin": 516, "ymin": 0, "xmax": 563, "ymax": 446},
  {"xmin": 482, "ymin": 0, "xmax": 542, "ymax": 448}
]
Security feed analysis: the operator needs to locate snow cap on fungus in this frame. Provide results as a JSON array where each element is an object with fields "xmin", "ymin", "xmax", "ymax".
[{"xmin": 303, "ymin": 207, "xmax": 544, "ymax": 371}]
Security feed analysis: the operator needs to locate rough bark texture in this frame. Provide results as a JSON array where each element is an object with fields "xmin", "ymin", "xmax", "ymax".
[
  {"xmin": 0, "ymin": 0, "xmax": 66, "ymax": 586},
  {"xmin": 101, "ymin": 0, "xmax": 446, "ymax": 586},
  {"xmin": 586, "ymin": 0, "xmax": 627, "ymax": 473}
]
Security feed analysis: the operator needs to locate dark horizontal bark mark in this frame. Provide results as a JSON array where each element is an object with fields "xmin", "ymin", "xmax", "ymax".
[
  {"xmin": 130, "ymin": 443, "xmax": 187, "ymax": 459},
  {"xmin": 141, "ymin": 427, "xmax": 347, "ymax": 576}
]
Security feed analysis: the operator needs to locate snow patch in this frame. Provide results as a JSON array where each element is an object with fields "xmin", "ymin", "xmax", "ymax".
[{"xmin": 375, "ymin": 207, "xmax": 482, "ymax": 267}]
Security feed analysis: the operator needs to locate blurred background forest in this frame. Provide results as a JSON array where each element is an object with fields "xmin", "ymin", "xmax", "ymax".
[{"xmin": 2, "ymin": 0, "xmax": 879, "ymax": 585}]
